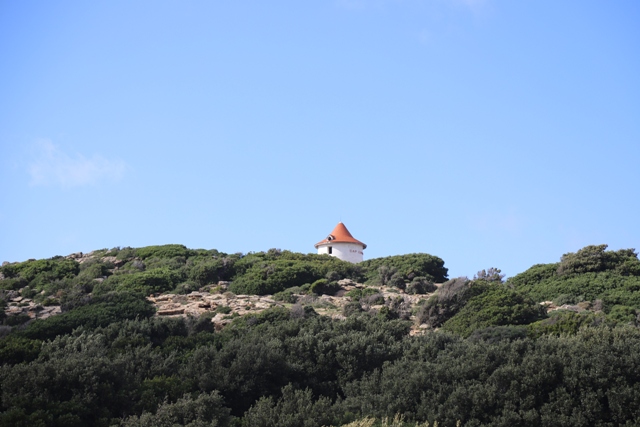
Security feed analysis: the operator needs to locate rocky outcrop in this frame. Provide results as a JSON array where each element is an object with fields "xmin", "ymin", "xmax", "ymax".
[{"xmin": 4, "ymin": 296, "xmax": 61, "ymax": 321}]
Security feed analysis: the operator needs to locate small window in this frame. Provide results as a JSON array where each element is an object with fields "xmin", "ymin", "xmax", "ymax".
[{"xmin": 328, "ymin": 246, "xmax": 332, "ymax": 254}]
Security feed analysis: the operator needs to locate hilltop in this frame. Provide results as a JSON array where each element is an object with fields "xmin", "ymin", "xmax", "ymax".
[{"xmin": 1, "ymin": 244, "xmax": 640, "ymax": 426}]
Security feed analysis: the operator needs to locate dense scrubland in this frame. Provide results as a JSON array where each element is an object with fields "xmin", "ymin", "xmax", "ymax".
[{"xmin": 1, "ymin": 244, "xmax": 640, "ymax": 426}]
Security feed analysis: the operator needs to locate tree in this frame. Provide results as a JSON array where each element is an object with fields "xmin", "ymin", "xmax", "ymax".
[{"xmin": 474, "ymin": 268, "xmax": 505, "ymax": 283}]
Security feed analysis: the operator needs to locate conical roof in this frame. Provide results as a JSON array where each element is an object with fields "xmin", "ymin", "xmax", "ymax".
[{"xmin": 315, "ymin": 222, "xmax": 366, "ymax": 249}]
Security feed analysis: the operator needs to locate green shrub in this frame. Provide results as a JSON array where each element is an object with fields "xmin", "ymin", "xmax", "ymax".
[
  {"xmin": 343, "ymin": 301, "xmax": 364, "ymax": 317},
  {"xmin": 346, "ymin": 287, "xmax": 379, "ymax": 301},
  {"xmin": 415, "ymin": 277, "xmax": 481, "ymax": 327},
  {"xmin": 527, "ymin": 310, "xmax": 607, "ymax": 337},
  {"xmin": 4, "ymin": 314, "xmax": 31, "ymax": 327},
  {"xmin": 309, "ymin": 279, "xmax": 341, "ymax": 296},
  {"xmin": 406, "ymin": 277, "xmax": 437, "ymax": 295},
  {"xmin": 557, "ymin": 245, "xmax": 640, "ymax": 277},
  {"xmin": 442, "ymin": 286, "xmax": 547, "ymax": 337},
  {"xmin": 273, "ymin": 290, "xmax": 298, "ymax": 303},
  {"xmin": 553, "ymin": 294, "xmax": 584, "ymax": 306},
  {"xmin": 173, "ymin": 281, "xmax": 200, "ymax": 294},
  {"xmin": 103, "ymin": 268, "xmax": 182, "ymax": 296},
  {"xmin": 230, "ymin": 260, "xmax": 325, "ymax": 295},
  {"xmin": 467, "ymin": 325, "xmax": 528, "ymax": 343},
  {"xmin": 0, "ymin": 336, "xmax": 41, "ymax": 364},
  {"xmin": 508, "ymin": 245, "xmax": 640, "ymax": 308},
  {"xmin": 216, "ymin": 305, "xmax": 232, "ymax": 315},
  {"xmin": 360, "ymin": 253, "xmax": 448, "ymax": 284},
  {"xmin": 0, "ymin": 277, "xmax": 28, "ymax": 291},
  {"xmin": 136, "ymin": 244, "xmax": 193, "ymax": 260},
  {"xmin": 19, "ymin": 292, "xmax": 155, "ymax": 341},
  {"xmin": 607, "ymin": 305, "xmax": 638, "ymax": 324}
]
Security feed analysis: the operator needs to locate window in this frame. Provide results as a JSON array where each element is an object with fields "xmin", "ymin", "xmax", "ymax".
[{"xmin": 328, "ymin": 246, "xmax": 332, "ymax": 254}]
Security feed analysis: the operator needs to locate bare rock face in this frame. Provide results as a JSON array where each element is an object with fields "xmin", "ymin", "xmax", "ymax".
[
  {"xmin": 3, "ymin": 297, "xmax": 61, "ymax": 321},
  {"xmin": 148, "ymin": 291, "xmax": 286, "ymax": 324}
]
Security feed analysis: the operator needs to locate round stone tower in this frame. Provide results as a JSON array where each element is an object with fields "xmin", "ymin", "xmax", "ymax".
[{"xmin": 315, "ymin": 222, "xmax": 366, "ymax": 263}]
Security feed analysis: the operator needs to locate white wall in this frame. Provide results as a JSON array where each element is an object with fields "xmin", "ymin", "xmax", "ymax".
[{"xmin": 317, "ymin": 242, "xmax": 364, "ymax": 263}]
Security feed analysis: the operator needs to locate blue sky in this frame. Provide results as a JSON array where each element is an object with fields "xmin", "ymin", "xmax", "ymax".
[{"xmin": 1, "ymin": 0, "xmax": 639, "ymax": 279}]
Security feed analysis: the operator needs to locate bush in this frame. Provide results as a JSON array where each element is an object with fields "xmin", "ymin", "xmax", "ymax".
[
  {"xmin": 173, "ymin": 281, "xmax": 200, "ymax": 295},
  {"xmin": 442, "ymin": 286, "xmax": 547, "ymax": 337},
  {"xmin": 467, "ymin": 325, "xmax": 528, "ymax": 343},
  {"xmin": 0, "ymin": 277, "xmax": 28, "ymax": 291},
  {"xmin": 273, "ymin": 290, "xmax": 298, "ymax": 303},
  {"xmin": 346, "ymin": 287, "xmax": 379, "ymax": 301},
  {"xmin": 360, "ymin": 253, "xmax": 448, "ymax": 284},
  {"xmin": 122, "ymin": 391, "xmax": 231, "ymax": 427},
  {"xmin": 557, "ymin": 245, "xmax": 640, "ymax": 277},
  {"xmin": 0, "ymin": 336, "xmax": 41, "ymax": 364},
  {"xmin": 406, "ymin": 277, "xmax": 437, "ymax": 295},
  {"xmin": 607, "ymin": 305, "xmax": 638, "ymax": 324},
  {"xmin": 343, "ymin": 301, "xmax": 364, "ymax": 317},
  {"xmin": 415, "ymin": 277, "xmax": 480, "ymax": 327},
  {"xmin": 230, "ymin": 260, "xmax": 326, "ymax": 295},
  {"xmin": 19, "ymin": 292, "xmax": 155, "ymax": 341},
  {"xmin": 527, "ymin": 310, "xmax": 607, "ymax": 337},
  {"xmin": 216, "ymin": 305, "xmax": 232, "ymax": 315},
  {"xmin": 103, "ymin": 268, "xmax": 182, "ymax": 296},
  {"xmin": 1, "ymin": 258, "xmax": 80, "ymax": 293},
  {"xmin": 508, "ymin": 248, "xmax": 640, "ymax": 307},
  {"xmin": 310, "ymin": 279, "xmax": 341, "ymax": 296},
  {"xmin": 136, "ymin": 244, "xmax": 193, "ymax": 260},
  {"xmin": 553, "ymin": 294, "xmax": 584, "ymax": 306},
  {"xmin": 4, "ymin": 314, "xmax": 31, "ymax": 327}
]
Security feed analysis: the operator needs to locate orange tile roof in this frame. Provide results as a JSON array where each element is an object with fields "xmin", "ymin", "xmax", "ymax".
[{"xmin": 315, "ymin": 222, "xmax": 367, "ymax": 249}]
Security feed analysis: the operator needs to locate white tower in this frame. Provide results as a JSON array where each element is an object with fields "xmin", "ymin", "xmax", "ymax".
[{"xmin": 315, "ymin": 222, "xmax": 366, "ymax": 263}]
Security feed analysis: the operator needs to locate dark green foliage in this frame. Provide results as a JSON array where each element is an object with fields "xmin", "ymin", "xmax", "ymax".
[
  {"xmin": 173, "ymin": 280, "xmax": 200, "ymax": 294},
  {"xmin": 341, "ymin": 326, "xmax": 640, "ymax": 426},
  {"xmin": 18, "ymin": 292, "xmax": 155, "ymax": 341},
  {"xmin": 116, "ymin": 246, "xmax": 137, "ymax": 260},
  {"xmin": 346, "ymin": 287, "xmax": 379, "ymax": 301},
  {"xmin": 229, "ymin": 253, "xmax": 355, "ymax": 295},
  {"xmin": 136, "ymin": 244, "xmax": 194, "ymax": 260},
  {"xmin": 4, "ymin": 244, "xmax": 640, "ymax": 426},
  {"xmin": 508, "ymin": 245, "xmax": 640, "ymax": 310},
  {"xmin": 77, "ymin": 259, "xmax": 112, "ymax": 280},
  {"xmin": 557, "ymin": 245, "xmax": 640, "ymax": 276},
  {"xmin": 607, "ymin": 305, "xmax": 639, "ymax": 324},
  {"xmin": 122, "ymin": 391, "xmax": 231, "ymax": 427},
  {"xmin": 474, "ymin": 267, "xmax": 505, "ymax": 283},
  {"xmin": 0, "ymin": 276, "xmax": 28, "ymax": 291},
  {"xmin": 343, "ymin": 301, "xmax": 364, "ymax": 316},
  {"xmin": 527, "ymin": 310, "xmax": 607, "ymax": 337},
  {"xmin": 0, "ymin": 336, "xmax": 42, "ymax": 364},
  {"xmin": 242, "ymin": 384, "xmax": 334, "ymax": 427},
  {"xmin": 3, "ymin": 313, "xmax": 30, "ymax": 327},
  {"xmin": 309, "ymin": 279, "xmax": 341, "ymax": 296},
  {"xmin": 273, "ymin": 289, "xmax": 298, "ymax": 303},
  {"xmin": 188, "ymin": 257, "xmax": 236, "ymax": 286},
  {"xmin": 102, "ymin": 268, "xmax": 183, "ymax": 295},
  {"xmin": 507, "ymin": 262, "xmax": 559, "ymax": 289},
  {"xmin": 0, "ymin": 258, "xmax": 80, "ymax": 295},
  {"xmin": 360, "ymin": 253, "xmax": 448, "ymax": 284},
  {"xmin": 229, "ymin": 260, "xmax": 315, "ymax": 294},
  {"xmin": 416, "ymin": 277, "xmax": 484, "ymax": 327},
  {"xmin": 406, "ymin": 277, "xmax": 437, "ymax": 295},
  {"xmin": 442, "ymin": 286, "xmax": 547, "ymax": 337},
  {"xmin": 467, "ymin": 325, "xmax": 528, "ymax": 343},
  {"xmin": 215, "ymin": 305, "xmax": 232, "ymax": 314}
]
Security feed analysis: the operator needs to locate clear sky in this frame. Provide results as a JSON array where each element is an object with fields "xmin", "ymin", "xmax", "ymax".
[{"xmin": 1, "ymin": 0, "xmax": 639, "ymax": 279}]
